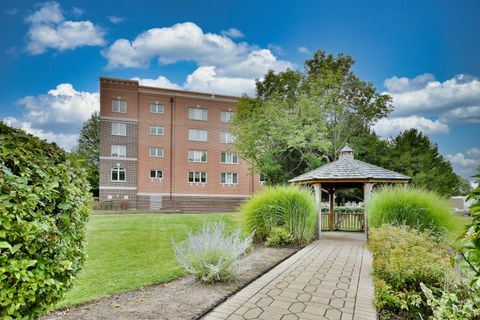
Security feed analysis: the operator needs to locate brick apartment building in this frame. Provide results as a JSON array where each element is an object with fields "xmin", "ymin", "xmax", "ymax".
[{"xmin": 99, "ymin": 77, "xmax": 263, "ymax": 211}]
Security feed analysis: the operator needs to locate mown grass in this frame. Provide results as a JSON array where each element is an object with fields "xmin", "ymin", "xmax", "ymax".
[{"xmin": 57, "ymin": 213, "xmax": 238, "ymax": 308}]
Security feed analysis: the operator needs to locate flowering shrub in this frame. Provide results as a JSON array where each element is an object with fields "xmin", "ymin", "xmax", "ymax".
[
  {"xmin": 265, "ymin": 227, "xmax": 294, "ymax": 247},
  {"xmin": 172, "ymin": 221, "xmax": 253, "ymax": 283}
]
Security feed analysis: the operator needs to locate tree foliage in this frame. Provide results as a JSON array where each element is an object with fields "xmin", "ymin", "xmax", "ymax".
[
  {"xmin": 0, "ymin": 123, "xmax": 90, "ymax": 318},
  {"xmin": 232, "ymin": 50, "xmax": 392, "ymax": 184},
  {"xmin": 72, "ymin": 111, "xmax": 99, "ymax": 194}
]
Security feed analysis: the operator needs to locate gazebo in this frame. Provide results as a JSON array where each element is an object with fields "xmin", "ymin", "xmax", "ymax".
[{"xmin": 289, "ymin": 145, "xmax": 410, "ymax": 239}]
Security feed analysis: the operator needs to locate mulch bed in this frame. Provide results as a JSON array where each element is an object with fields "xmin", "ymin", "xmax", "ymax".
[{"xmin": 41, "ymin": 245, "xmax": 299, "ymax": 320}]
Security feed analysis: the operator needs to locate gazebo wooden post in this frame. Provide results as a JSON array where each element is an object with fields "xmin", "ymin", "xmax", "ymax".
[
  {"xmin": 363, "ymin": 183, "xmax": 374, "ymax": 239},
  {"xmin": 328, "ymin": 189, "xmax": 335, "ymax": 231},
  {"xmin": 313, "ymin": 183, "xmax": 322, "ymax": 239}
]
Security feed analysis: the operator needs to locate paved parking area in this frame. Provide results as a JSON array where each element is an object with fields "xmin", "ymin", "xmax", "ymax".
[{"xmin": 203, "ymin": 232, "xmax": 376, "ymax": 320}]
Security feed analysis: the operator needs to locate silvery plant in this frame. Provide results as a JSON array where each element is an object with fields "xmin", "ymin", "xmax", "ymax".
[{"xmin": 172, "ymin": 221, "xmax": 254, "ymax": 283}]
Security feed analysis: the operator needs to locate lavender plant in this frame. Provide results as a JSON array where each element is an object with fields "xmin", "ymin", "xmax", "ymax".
[{"xmin": 172, "ymin": 221, "xmax": 254, "ymax": 283}]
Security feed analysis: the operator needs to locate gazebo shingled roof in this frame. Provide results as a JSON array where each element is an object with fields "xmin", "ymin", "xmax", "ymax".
[{"xmin": 289, "ymin": 148, "xmax": 410, "ymax": 183}]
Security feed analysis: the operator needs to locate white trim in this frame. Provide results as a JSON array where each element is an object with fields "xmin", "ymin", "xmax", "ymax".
[
  {"xmin": 100, "ymin": 156, "xmax": 138, "ymax": 161},
  {"xmin": 136, "ymin": 192, "xmax": 251, "ymax": 198},
  {"xmin": 100, "ymin": 116, "xmax": 138, "ymax": 123},
  {"xmin": 100, "ymin": 186, "xmax": 137, "ymax": 190},
  {"xmin": 138, "ymin": 88, "xmax": 238, "ymax": 103}
]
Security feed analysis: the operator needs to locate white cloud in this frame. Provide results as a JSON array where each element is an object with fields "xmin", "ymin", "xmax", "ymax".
[
  {"xmin": 221, "ymin": 28, "xmax": 244, "ymax": 38},
  {"xmin": 185, "ymin": 66, "xmax": 255, "ymax": 96},
  {"xmin": 298, "ymin": 46, "xmax": 311, "ymax": 54},
  {"xmin": 3, "ymin": 117, "xmax": 78, "ymax": 151},
  {"xmin": 131, "ymin": 76, "xmax": 181, "ymax": 89},
  {"xmin": 16, "ymin": 83, "xmax": 99, "ymax": 127},
  {"xmin": 373, "ymin": 115, "xmax": 449, "ymax": 138},
  {"xmin": 71, "ymin": 7, "xmax": 84, "ymax": 17},
  {"xmin": 438, "ymin": 106, "xmax": 480, "ymax": 124},
  {"xmin": 25, "ymin": 1, "xmax": 105, "ymax": 54},
  {"xmin": 102, "ymin": 22, "xmax": 292, "ymax": 79},
  {"xmin": 446, "ymin": 147, "xmax": 480, "ymax": 181},
  {"xmin": 268, "ymin": 44, "xmax": 285, "ymax": 55},
  {"xmin": 384, "ymin": 74, "xmax": 480, "ymax": 117},
  {"xmin": 108, "ymin": 16, "xmax": 125, "ymax": 24}
]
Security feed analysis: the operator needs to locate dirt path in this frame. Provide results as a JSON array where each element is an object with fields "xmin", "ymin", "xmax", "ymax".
[{"xmin": 42, "ymin": 246, "xmax": 298, "ymax": 320}]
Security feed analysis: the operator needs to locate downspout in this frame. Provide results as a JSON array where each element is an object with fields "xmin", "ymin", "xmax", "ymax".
[{"xmin": 170, "ymin": 97, "xmax": 174, "ymax": 200}]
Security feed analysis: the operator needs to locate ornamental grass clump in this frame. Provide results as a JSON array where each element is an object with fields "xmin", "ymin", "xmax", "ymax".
[
  {"xmin": 368, "ymin": 186, "xmax": 461, "ymax": 237},
  {"xmin": 240, "ymin": 185, "xmax": 316, "ymax": 244},
  {"xmin": 172, "ymin": 221, "xmax": 253, "ymax": 283}
]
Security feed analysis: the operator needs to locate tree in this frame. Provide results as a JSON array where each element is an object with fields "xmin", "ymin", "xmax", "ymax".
[
  {"xmin": 232, "ymin": 50, "xmax": 392, "ymax": 183},
  {"xmin": 386, "ymin": 129, "xmax": 462, "ymax": 196},
  {"xmin": 72, "ymin": 111, "xmax": 99, "ymax": 194}
]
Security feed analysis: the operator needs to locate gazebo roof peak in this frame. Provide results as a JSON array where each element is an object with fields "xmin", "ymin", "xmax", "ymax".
[{"xmin": 339, "ymin": 145, "xmax": 354, "ymax": 159}]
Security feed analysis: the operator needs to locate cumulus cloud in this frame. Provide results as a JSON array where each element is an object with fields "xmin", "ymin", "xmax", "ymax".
[
  {"xmin": 438, "ymin": 106, "xmax": 480, "ymax": 124},
  {"xmin": 131, "ymin": 76, "xmax": 181, "ymax": 89},
  {"xmin": 373, "ymin": 115, "xmax": 449, "ymax": 138},
  {"xmin": 446, "ymin": 147, "xmax": 480, "ymax": 181},
  {"xmin": 25, "ymin": 1, "xmax": 105, "ymax": 54},
  {"xmin": 221, "ymin": 28, "xmax": 244, "ymax": 38},
  {"xmin": 297, "ymin": 46, "xmax": 311, "ymax": 54},
  {"xmin": 3, "ymin": 117, "xmax": 79, "ymax": 151},
  {"xmin": 102, "ymin": 22, "xmax": 292, "ymax": 79},
  {"xmin": 16, "ymin": 83, "xmax": 99, "ymax": 127},
  {"xmin": 185, "ymin": 66, "xmax": 255, "ymax": 96},
  {"xmin": 385, "ymin": 74, "xmax": 480, "ymax": 118}
]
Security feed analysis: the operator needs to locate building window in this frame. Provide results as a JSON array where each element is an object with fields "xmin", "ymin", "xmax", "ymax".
[
  {"xmin": 221, "ymin": 172, "xmax": 238, "ymax": 184},
  {"xmin": 111, "ymin": 122, "xmax": 126, "ymax": 136},
  {"xmin": 111, "ymin": 167, "xmax": 125, "ymax": 182},
  {"xmin": 188, "ymin": 171, "xmax": 207, "ymax": 183},
  {"xmin": 149, "ymin": 148, "xmax": 164, "ymax": 157},
  {"xmin": 188, "ymin": 107, "xmax": 208, "ymax": 121},
  {"xmin": 111, "ymin": 145, "xmax": 126, "ymax": 158},
  {"xmin": 150, "ymin": 103, "xmax": 165, "ymax": 114},
  {"xmin": 188, "ymin": 150, "xmax": 207, "ymax": 162},
  {"xmin": 149, "ymin": 126, "xmax": 164, "ymax": 136},
  {"xmin": 150, "ymin": 170, "xmax": 163, "ymax": 179},
  {"xmin": 221, "ymin": 152, "xmax": 238, "ymax": 164},
  {"xmin": 221, "ymin": 131, "xmax": 236, "ymax": 143},
  {"xmin": 188, "ymin": 129, "xmax": 208, "ymax": 142},
  {"xmin": 221, "ymin": 111, "xmax": 234, "ymax": 123},
  {"xmin": 112, "ymin": 99, "xmax": 126, "ymax": 113}
]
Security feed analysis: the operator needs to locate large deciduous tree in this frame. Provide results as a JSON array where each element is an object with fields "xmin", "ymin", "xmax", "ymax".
[
  {"xmin": 72, "ymin": 111, "xmax": 99, "ymax": 194},
  {"xmin": 232, "ymin": 50, "xmax": 392, "ymax": 184}
]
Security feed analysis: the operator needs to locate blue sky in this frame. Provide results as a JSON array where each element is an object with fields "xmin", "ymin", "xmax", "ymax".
[{"xmin": 0, "ymin": 0, "xmax": 479, "ymax": 182}]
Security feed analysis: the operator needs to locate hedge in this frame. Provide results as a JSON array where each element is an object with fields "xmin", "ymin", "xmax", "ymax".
[{"xmin": 0, "ymin": 123, "xmax": 91, "ymax": 318}]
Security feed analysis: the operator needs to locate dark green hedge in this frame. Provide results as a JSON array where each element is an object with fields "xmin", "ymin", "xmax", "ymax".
[{"xmin": 0, "ymin": 123, "xmax": 90, "ymax": 318}]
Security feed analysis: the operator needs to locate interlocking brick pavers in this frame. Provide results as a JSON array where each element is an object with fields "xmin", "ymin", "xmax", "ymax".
[{"xmin": 202, "ymin": 232, "xmax": 376, "ymax": 320}]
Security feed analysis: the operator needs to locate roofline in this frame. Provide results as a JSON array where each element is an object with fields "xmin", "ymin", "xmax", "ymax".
[
  {"xmin": 100, "ymin": 76, "xmax": 242, "ymax": 101},
  {"xmin": 289, "ymin": 178, "xmax": 411, "ymax": 184}
]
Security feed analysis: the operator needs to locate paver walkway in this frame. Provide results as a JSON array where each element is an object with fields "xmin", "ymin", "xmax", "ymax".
[{"xmin": 203, "ymin": 232, "xmax": 376, "ymax": 320}]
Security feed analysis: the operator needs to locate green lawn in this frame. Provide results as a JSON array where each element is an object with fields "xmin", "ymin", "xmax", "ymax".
[{"xmin": 57, "ymin": 213, "xmax": 238, "ymax": 307}]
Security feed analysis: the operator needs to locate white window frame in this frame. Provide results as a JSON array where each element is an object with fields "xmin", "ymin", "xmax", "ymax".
[
  {"xmin": 150, "ymin": 170, "xmax": 163, "ymax": 179},
  {"xmin": 220, "ymin": 111, "xmax": 234, "ymax": 123},
  {"xmin": 188, "ymin": 150, "xmax": 207, "ymax": 163},
  {"xmin": 221, "ymin": 131, "xmax": 236, "ymax": 144},
  {"xmin": 220, "ymin": 152, "xmax": 238, "ymax": 164},
  {"xmin": 149, "ymin": 126, "xmax": 164, "ymax": 136},
  {"xmin": 150, "ymin": 103, "xmax": 165, "ymax": 114},
  {"xmin": 111, "ymin": 145, "xmax": 126, "ymax": 158},
  {"xmin": 188, "ymin": 129, "xmax": 208, "ymax": 142},
  {"xmin": 221, "ymin": 172, "xmax": 238, "ymax": 185},
  {"xmin": 112, "ymin": 99, "xmax": 127, "ymax": 113},
  {"xmin": 188, "ymin": 171, "xmax": 207, "ymax": 183},
  {"xmin": 111, "ymin": 122, "xmax": 126, "ymax": 136},
  {"xmin": 149, "ymin": 148, "xmax": 164, "ymax": 157},
  {"xmin": 188, "ymin": 107, "xmax": 208, "ymax": 121},
  {"xmin": 111, "ymin": 167, "xmax": 126, "ymax": 182}
]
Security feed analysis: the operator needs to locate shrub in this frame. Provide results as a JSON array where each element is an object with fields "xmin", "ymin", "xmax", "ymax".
[
  {"xmin": 0, "ymin": 123, "xmax": 91, "ymax": 318},
  {"xmin": 368, "ymin": 186, "xmax": 461, "ymax": 237},
  {"xmin": 240, "ymin": 185, "xmax": 316, "ymax": 244},
  {"xmin": 368, "ymin": 225, "xmax": 453, "ymax": 319},
  {"xmin": 265, "ymin": 227, "xmax": 294, "ymax": 247},
  {"xmin": 172, "ymin": 221, "xmax": 253, "ymax": 283}
]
